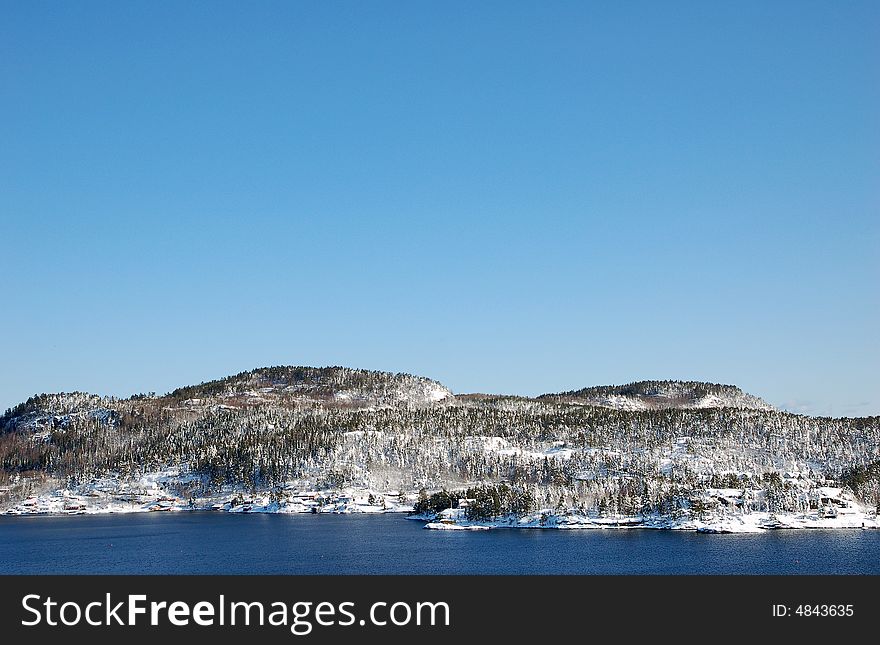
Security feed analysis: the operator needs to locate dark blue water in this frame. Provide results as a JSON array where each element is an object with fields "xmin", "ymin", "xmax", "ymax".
[{"xmin": 1, "ymin": 513, "xmax": 878, "ymax": 574}]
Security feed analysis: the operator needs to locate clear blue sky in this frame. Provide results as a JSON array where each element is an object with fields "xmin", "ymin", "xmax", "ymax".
[{"xmin": 2, "ymin": 1, "xmax": 878, "ymax": 417}]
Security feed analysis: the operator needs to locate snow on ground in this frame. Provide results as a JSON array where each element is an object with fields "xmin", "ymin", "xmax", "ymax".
[
  {"xmin": 6, "ymin": 482, "xmax": 877, "ymax": 533},
  {"xmin": 2, "ymin": 472, "xmax": 413, "ymax": 517},
  {"xmin": 591, "ymin": 395, "xmax": 650, "ymax": 411},
  {"xmin": 415, "ymin": 488, "xmax": 879, "ymax": 533},
  {"xmin": 423, "ymin": 383, "xmax": 452, "ymax": 403},
  {"xmin": 4, "ymin": 465, "xmax": 877, "ymax": 535},
  {"xmin": 422, "ymin": 508, "xmax": 880, "ymax": 532},
  {"xmin": 542, "ymin": 444, "xmax": 574, "ymax": 459},
  {"xmin": 466, "ymin": 437, "xmax": 577, "ymax": 461},
  {"xmin": 424, "ymin": 522, "xmax": 491, "ymax": 530},
  {"xmin": 691, "ymin": 393, "xmax": 775, "ymax": 411}
]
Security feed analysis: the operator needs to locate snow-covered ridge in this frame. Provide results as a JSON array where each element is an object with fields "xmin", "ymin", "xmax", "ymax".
[
  {"xmin": 540, "ymin": 380, "xmax": 775, "ymax": 412},
  {"xmin": 163, "ymin": 366, "xmax": 453, "ymax": 409},
  {"xmin": 1, "ymin": 392, "xmax": 117, "ymax": 432}
]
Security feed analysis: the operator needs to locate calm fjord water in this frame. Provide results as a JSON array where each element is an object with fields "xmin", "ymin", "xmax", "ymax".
[{"xmin": 1, "ymin": 513, "xmax": 877, "ymax": 575}]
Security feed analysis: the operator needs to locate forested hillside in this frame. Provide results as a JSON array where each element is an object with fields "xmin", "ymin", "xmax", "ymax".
[{"xmin": 2, "ymin": 366, "xmax": 878, "ymax": 526}]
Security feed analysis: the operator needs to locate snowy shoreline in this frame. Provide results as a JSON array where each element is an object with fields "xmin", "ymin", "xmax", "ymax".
[
  {"xmin": 4, "ymin": 467, "xmax": 877, "ymax": 534},
  {"xmin": 1, "ymin": 470, "xmax": 416, "ymax": 518},
  {"xmin": 4, "ymin": 498, "xmax": 878, "ymax": 534},
  {"xmin": 422, "ymin": 508, "xmax": 880, "ymax": 533}
]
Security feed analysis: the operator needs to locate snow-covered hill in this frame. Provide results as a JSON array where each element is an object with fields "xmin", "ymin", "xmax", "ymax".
[
  {"xmin": 2, "ymin": 367, "xmax": 878, "ymax": 532},
  {"xmin": 539, "ymin": 380, "xmax": 775, "ymax": 412},
  {"xmin": 164, "ymin": 365, "xmax": 453, "ymax": 409},
  {"xmin": 1, "ymin": 392, "xmax": 117, "ymax": 432}
]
